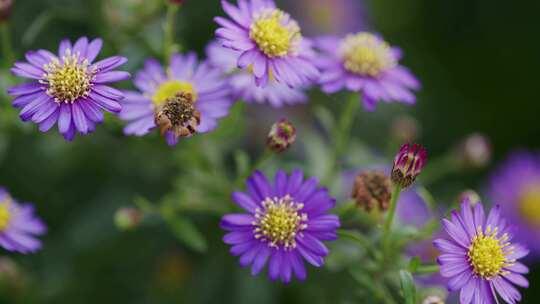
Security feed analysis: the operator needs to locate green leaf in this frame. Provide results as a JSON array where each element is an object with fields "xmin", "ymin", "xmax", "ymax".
[
  {"xmin": 399, "ymin": 270, "xmax": 416, "ymax": 304},
  {"xmin": 167, "ymin": 215, "xmax": 207, "ymax": 253}
]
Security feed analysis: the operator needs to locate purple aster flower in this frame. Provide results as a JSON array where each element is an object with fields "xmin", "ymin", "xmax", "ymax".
[
  {"xmin": 488, "ymin": 152, "xmax": 540, "ymax": 255},
  {"xmin": 119, "ymin": 53, "xmax": 233, "ymax": 146},
  {"xmin": 434, "ymin": 199, "xmax": 529, "ymax": 303},
  {"xmin": 206, "ymin": 41, "xmax": 307, "ymax": 107},
  {"xmin": 8, "ymin": 37, "xmax": 129, "ymax": 141},
  {"xmin": 214, "ymin": 0, "xmax": 320, "ymax": 88},
  {"xmin": 316, "ymin": 33, "xmax": 420, "ymax": 111},
  {"xmin": 286, "ymin": 0, "xmax": 369, "ymax": 36},
  {"xmin": 220, "ymin": 170, "xmax": 340, "ymax": 283},
  {"xmin": 0, "ymin": 188, "xmax": 46, "ymax": 254}
]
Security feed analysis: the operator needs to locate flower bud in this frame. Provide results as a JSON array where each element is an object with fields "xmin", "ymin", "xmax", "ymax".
[
  {"xmin": 169, "ymin": 0, "xmax": 184, "ymax": 4},
  {"xmin": 391, "ymin": 143, "xmax": 427, "ymax": 188},
  {"xmin": 459, "ymin": 189, "xmax": 481, "ymax": 206},
  {"xmin": 266, "ymin": 118, "xmax": 296, "ymax": 153},
  {"xmin": 456, "ymin": 133, "xmax": 491, "ymax": 169},
  {"xmin": 114, "ymin": 207, "xmax": 142, "ymax": 231},
  {"xmin": 391, "ymin": 115, "xmax": 420, "ymax": 142},
  {"xmin": 422, "ymin": 295, "xmax": 445, "ymax": 304},
  {"xmin": 351, "ymin": 171, "xmax": 392, "ymax": 212},
  {"xmin": 0, "ymin": 0, "xmax": 12, "ymax": 23}
]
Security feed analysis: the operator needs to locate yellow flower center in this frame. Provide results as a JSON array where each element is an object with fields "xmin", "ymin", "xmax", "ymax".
[
  {"xmin": 42, "ymin": 49, "xmax": 94, "ymax": 103},
  {"xmin": 249, "ymin": 9, "xmax": 301, "ymax": 58},
  {"xmin": 519, "ymin": 187, "xmax": 540, "ymax": 227},
  {"xmin": 468, "ymin": 226, "xmax": 513, "ymax": 279},
  {"xmin": 0, "ymin": 201, "xmax": 12, "ymax": 231},
  {"xmin": 340, "ymin": 32, "xmax": 396, "ymax": 77},
  {"xmin": 253, "ymin": 195, "xmax": 308, "ymax": 250},
  {"xmin": 152, "ymin": 80, "xmax": 197, "ymax": 106}
]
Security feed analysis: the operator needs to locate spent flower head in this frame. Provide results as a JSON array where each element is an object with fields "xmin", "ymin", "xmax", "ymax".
[
  {"xmin": 266, "ymin": 118, "xmax": 296, "ymax": 153},
  {"xmin": 351, "ymin": 171, "xmax": 391, "ymax": 212},
  {"xmin": 391, "ymin": 143, "xmax": 427, "ymax": 188}
]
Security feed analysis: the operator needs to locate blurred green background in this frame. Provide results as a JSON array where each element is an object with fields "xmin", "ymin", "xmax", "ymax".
[{"xmin": 0, "ymin": 0, "xmax": 539, "ymax": 303}]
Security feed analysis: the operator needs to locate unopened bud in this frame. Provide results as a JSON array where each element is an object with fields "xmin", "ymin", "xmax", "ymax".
[
  {"xmin": 391, "ymin": 143, "xmax": 427, "ymax": 188},
  {"xmin": 459, "ymin": 189, "xmax": 481, "ymax": 206},
  {"xmin": 0, "ymin": 0, "xmax": 12, "ymax": 23},
  {"xmin": 266, "ymin": 118, "xmax": 296, "ymax": 153},
  {"xmin": 456, "ymin": 133, "xmax": 491, "ymax": 169},
  {"xmin": 352, "ymin": 171, "xmax": 392, "ymax": 212},
  {"xmin": 114, "ymin": 207, "xmax": 142, "ymax": 231},
  {"xmin": 422, "ymin": 295, "xmax": 444, "ymax": 304},
  {"xmin": 391, "ymin": 115, "xmax": 420, "ymax": 142}
]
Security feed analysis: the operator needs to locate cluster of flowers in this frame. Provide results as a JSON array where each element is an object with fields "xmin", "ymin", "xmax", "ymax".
[
  {"xmin": 3, "ymin": 0, "xmax": 534, "ymax": 302},
  {"xmin": 8, "ymin": 0, "xmax": 419, "ymax": 144}
]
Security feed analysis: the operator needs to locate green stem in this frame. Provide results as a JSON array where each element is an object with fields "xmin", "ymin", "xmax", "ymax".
[
  {"xmin": 163, "ymin": 3, "xmax": 180, "ymax": 63},
  {"xmin": 382, "ymin": 185, "xmax": 402, "ymax": 252},
  {"xmin": 413, "ymin": 264, "xmax": 440, "ymax": 274},
  {"xmin": 323, "ymin": 93, "xmax": 359, "ymax": 185},
  {"xmin": 1, "ymin": 23, "xmax": 14, "ymax": 68}
]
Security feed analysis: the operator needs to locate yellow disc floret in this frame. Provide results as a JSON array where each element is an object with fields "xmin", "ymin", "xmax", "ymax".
[
  {"xmin": 42, "ymin": 49, "xmax": 94, "ymax": 103},
  {"xmin": 340, "ymin": 32, "xmax": 396, "ymax": 77},
  {"xmin": 468, "ymin": 226, "xmax": 513, "ymax": 279},
  {"xmin": 519, "ymin": 187, "xmax": 540, "ymax": 227},
  {"xmin": 253, "ymin": 195, "xmax": 307, "ymax": 250},
  {"xmin": 152, "ymin": 80, "xmax": 197, "ymax": 105},
  {"xmin": 249, "ymin": 9, "xmax": 301, "ymax": 58},
  {"xmin": 0, "ymin": 200, "xmax": 12, "ymax": 231}
]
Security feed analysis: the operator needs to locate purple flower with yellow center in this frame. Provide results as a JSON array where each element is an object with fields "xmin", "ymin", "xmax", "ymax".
[
  {"xmin": 119, "ymin": 53, "xmax": 233, "ymax": 146},
  {"xmin": 8, "ymin": 37, "xmax": 129, "ymax": 141},
  {"xmin": 215, "ymin": 0, "xmax": 320, "ymax": 88},
  {"xmin": 391, "ymin": 143, "xmax": 427, "ymax": 188},
  {"xmin": 206, "ymin": 41, "xmax": 307, "ymax": 107},
  {"xmin": 316, "ymin": 32, "xmax": 420, "ymax": 111},
  {"xmin": 0, "ymin": 188, "xmax": 46, "ymax": 254},
  {"xmin": 434, "ymin": 199, "xmax": 529, "ymax": 303},
  {"xmin": 489, "ymin": 152, "xmax": 540, "ymax": 255},
  {"xmin": 221, "ymin": 170, "xmax": 340, "ymax": 283}
]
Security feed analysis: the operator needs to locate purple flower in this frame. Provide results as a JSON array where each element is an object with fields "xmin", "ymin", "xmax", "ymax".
[
  {"xmin": 0, "ymin": 188, "xmax": 47, "ymax": 254},
  {"xmin": 221, "ymin": 170, "xmax": 340, "ymax": 283},
  {"xmin": 8, "ymin": 37, "xmax": 129, "ymax": 141},
  {"xmin": 286, "ymin": 0, "xmax": 369, "ymax": 36},
  {"xmin": 434, "ymin": 199, "xmax": 529, "ymax": 303},
  {"xmin": 488, "ymin": 152, "xmax": 540, "ymax": 255},
  {"xmin": 119, "ymin": 53, "xmax": 233, "ymax": 146},
  {"xmin": 214, "ymin": 0, "xmax": 320, "ymax": 88},
  {"xmin": 206, "ymin": 41, "xmax": 307, "ymax": 107},
  {"xmin": 316, "ymin": 33, "xmax": 420, "ymax": 111}
]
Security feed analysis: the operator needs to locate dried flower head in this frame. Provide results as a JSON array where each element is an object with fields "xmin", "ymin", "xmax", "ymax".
[
  {"xmin": 267, "ymin": 118, "xmax": 296, "ymax": 153},
  {"xmin": 391, "ymin": 143, "xmax": 427, "ymax": 188},
  {"xmin": 154, "ymin": 92, "xmax": 201, "ymax": 140},
  {"xmin": 351, "ymin": 171, "xmax": 392, "ymax": 211}
]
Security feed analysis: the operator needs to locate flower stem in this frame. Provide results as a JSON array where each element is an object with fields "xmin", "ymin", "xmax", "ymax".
[
  {"xmin": 382, "ymin": 185, "xmax": 402, "ymax": 251},
  {"xmin": 1, "ymin": 23, "xmax": 14, "ymax": 68},
  {"xmin": 323, "ymin": 93, "xmax": 359, "ymax": 185},
  {"xmin": 413, "ymin": 264, "xmax": 440, "ymax": 274},
  {"xmin": 163, "ymin": 3, "xmax": 180, "ymax": 64}
]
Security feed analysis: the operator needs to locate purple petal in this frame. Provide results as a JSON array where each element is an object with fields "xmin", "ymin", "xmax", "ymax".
[
  {"xmin": 232, "ymin": 191, "xmax": 258, "ymax": 213},
  {"xmin": 86, "ymin": 38, "xmax": 103, "ymax": 63},
  {"xmin": 93, "ymin": 71, "xmax": 130, "ymax": 84},
  {"xmin": 58, "ymin": 103, "xmax": 72, "ymax": 134}
]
